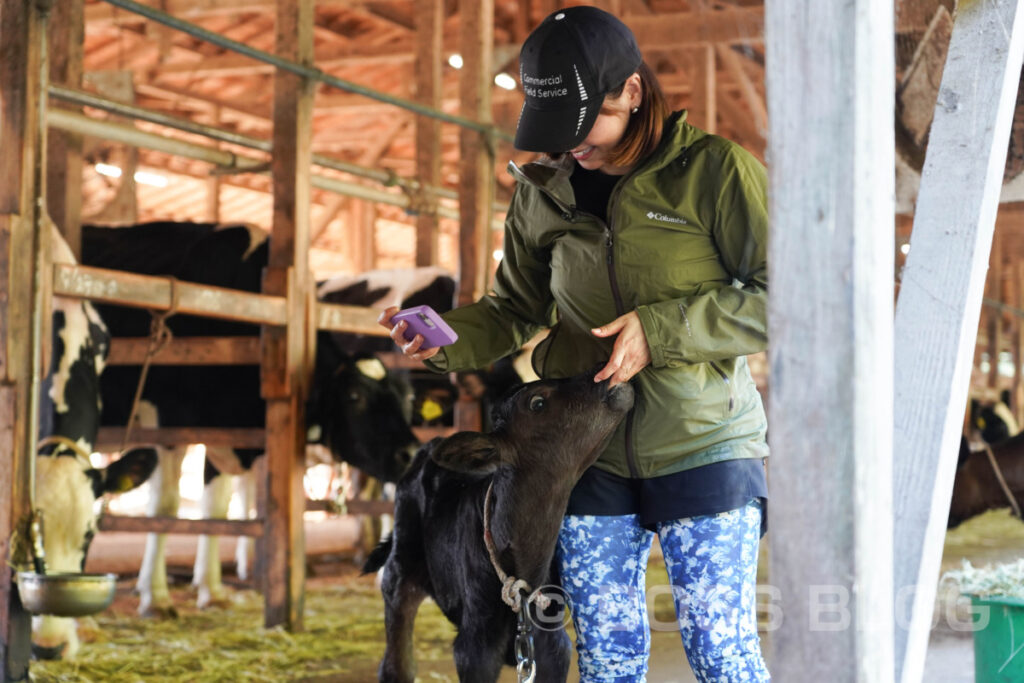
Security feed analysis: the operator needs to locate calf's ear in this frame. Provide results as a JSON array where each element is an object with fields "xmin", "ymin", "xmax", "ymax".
[
  {"xmin": 430, "ymin": 432, "xmax": 500, "ymax": 475},
  {"xmin": 89, "ymin": 447, "xmax": 159, "ymax": 498}
]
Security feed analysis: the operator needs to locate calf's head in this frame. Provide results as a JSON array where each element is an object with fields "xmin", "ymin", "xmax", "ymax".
[
  {"xmin": 432, "ymin": 371, "xmax": 634, "ymax": 488},
  {"xmin": 31, "ymin": 448, "xmax": 157, "ymax": 659}
]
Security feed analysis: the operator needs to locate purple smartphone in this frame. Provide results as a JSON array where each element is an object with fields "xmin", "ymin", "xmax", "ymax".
[{"xmin": 391, "ymin": 305, "xmax": 458, "ymax": 348}]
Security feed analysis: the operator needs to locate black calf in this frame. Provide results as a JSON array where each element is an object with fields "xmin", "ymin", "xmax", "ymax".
[{"xmin": 364, "ymin": 371, "xmax": 634, "ymax": 682}]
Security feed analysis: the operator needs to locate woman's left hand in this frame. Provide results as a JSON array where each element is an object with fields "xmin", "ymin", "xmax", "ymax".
[{"xmin": 592, "ymin": 311, "xmax": 651, "ymax": 386}]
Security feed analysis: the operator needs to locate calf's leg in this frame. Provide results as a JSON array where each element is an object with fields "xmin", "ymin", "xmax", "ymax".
[{"xmin": 379, "ymin": 565, "xmax": 426, "ymax": 683}]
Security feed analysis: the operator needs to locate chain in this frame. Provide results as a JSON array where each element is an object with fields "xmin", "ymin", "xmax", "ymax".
[{"xmin": 515, "ymin": 598, "xmax": 536, "ymax": 683}]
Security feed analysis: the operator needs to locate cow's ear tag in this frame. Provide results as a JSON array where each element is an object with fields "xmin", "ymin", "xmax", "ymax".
[
  {"xmin": 420, "ymin": 398, "xmax": 443, "ymax": 423},
  {"xmin": 307, "ymin": 424, "xmax": 323, "ymax": 442},
  {"xmin": 356, "ymin": 358, "xmax": 387, "ymax": 381}
]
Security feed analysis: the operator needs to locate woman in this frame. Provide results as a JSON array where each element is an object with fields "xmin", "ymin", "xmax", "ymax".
[{"xmin": 380, "ymin": 6, "xmax": 771, "ymax": 681}]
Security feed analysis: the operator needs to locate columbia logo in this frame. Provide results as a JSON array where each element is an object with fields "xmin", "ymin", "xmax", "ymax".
[{"xmin": 646, "ymin": 211, "xmax": 687, "ymax": 225}]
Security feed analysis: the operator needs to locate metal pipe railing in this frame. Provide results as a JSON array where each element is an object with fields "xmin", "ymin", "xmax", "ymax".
[
  {"xmin": 49, "ymin": 84, "xmax": 507, "ymax": 213},
  {"xmin": 47, "ymin": 107, "xmax": 464, "ymax": 220},
  {"xmin": 100, "ymin": 0, "xmax": 514, "ymax": 143}
]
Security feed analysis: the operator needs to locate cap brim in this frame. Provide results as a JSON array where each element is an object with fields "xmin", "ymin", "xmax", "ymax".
[{"xmin": 514, "ymin": 100, "xmax": 602, "ymax": 153}]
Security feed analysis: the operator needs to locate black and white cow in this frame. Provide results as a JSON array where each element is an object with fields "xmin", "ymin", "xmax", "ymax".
[
  {"xmin": 81, "ymin": 222, "xmax": 420, "ymax": 616},
  {"xmin": 34, "ymin": 225, "xmax": 157, "ymax": 659}
]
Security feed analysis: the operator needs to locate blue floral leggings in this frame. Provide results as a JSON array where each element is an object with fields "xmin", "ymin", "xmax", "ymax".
[{"xmin": 555, "ymin": 499, "xmax": 770, "ymax": 682}]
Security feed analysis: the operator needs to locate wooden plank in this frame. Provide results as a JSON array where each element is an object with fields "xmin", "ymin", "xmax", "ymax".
[
  {"xmin": 53, "ymin": 263, "xmax": 288, "ymax": 326},
  {"xmin": 0, "ymin": 0, "xmax": 44, "ymax": 675},
  {"xmin": 305, "ymin": 499, "xmax": 395, "ymax": 516},
  {"xmin": 716, "ymin": 44, "xmax": 766, "ymax": 139},
  {"xmin": 316, "ymin": 302, "xmax": 389, "ymax": 336},
  {"xmin": 263, "ymin": 0, "xmax": 313, "ymax": 633},
  {"xmin": 95, "ymin": 427, "xmax": 264, "ymax": 450},
  {"xmin": 107, "ymin": 336, "xmax": 262, "ymax": 365},
  {"xmin": 624, "ymin": 7, "xmax": 763, "ymax": 49},
  {"xmin": 690, "ymin": 44, "xmax": 716, "ymax": 132},
  {"xmin": 892, "ymin": 2, "xmax": 1024, "ymax": 682},
  {"xmin": 414, "ymin": 0, "xmax": 443, "ymax": 267},
  {"xmin": 765, "ymin": 1, "xmax": 895, "ymax": 681},
  {"xmin": 46, "ymin": 0, "xmax": 84, "ymax": 258},
  {"xmin": 456, "ymin": 0, "xmax": 494, "ymax": 305},
  {"xmin": 98, "ymin": 515, "xmax": 264, "ymax": 536}
]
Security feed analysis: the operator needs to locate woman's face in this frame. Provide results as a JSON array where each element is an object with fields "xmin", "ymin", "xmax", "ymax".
[{"xmin": 569, "ymin": 74, "xmax": 641, "ymax": 175}]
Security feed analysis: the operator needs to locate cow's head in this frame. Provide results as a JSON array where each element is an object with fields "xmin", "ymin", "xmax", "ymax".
[
  {"xmin": 31, "ymin": 448, "xmax": 157, "ymax": 659},
  {"xmin": 307, "ymin": 337, "xmax": 417, "ymax": 482}
]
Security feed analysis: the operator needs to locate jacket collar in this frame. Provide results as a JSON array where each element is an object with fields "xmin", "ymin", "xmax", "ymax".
[{"xmin": 507, "ymin": 110, "xmax": 708, "ymax": 206}]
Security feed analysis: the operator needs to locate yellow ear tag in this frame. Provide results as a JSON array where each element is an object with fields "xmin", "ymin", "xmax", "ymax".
[
  {"xmin": 117, "ymin": 475, "xmax": 134, "ymax": 492},
  {"xmin": 420, "ymin": 398, "xmax": 444, "ymax": 423},
  {"xmin": 355, "ymin": 358, "xmax": 387, "ymax": 381}
]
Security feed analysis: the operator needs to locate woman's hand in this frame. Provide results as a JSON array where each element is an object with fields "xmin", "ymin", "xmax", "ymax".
[
  {"xmin": 378, "ymin": 306, "xmax": 441, "ymax": 362},
  {"xmin": 592, "ymin": 311, "xmax": 651, "ymax": 386}
]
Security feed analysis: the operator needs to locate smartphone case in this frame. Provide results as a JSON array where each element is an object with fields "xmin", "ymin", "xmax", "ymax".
[{"xmin": 391, "ymin": 305, "xmax": 458, "ymax": 348}]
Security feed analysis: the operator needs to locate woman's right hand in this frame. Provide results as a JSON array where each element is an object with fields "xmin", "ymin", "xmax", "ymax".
[{"xmin": 378, "ymin": 306, "xmax": 441, "ymax": 362}]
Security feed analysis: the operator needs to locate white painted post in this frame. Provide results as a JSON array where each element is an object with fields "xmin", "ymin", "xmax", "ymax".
[
  {"xmin": 765, "ymin": 0, "xmax": 894, "ymax": 680},
  {"xmin": 892, "ymin": 2, "xmax": 1024, "ymax": 682}
]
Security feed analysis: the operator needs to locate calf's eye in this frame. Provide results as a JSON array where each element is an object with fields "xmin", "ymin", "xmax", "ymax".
[{"xmin": 528, "ymin": 395, "xmax": 546, "ymax": 412}]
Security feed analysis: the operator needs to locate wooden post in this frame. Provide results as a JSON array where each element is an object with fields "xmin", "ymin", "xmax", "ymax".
[
  {"xmin": 45, "ymin": 0, "xmax": 83, "ymax": 258},
  {"xmin": 690, "ymin": 44, "xmax": 716, "ymax": 133},
  {"xmin": 892, "ymin": 2, "xmax": 1024, "ymax": 682},
  {"xmin": 456, "ymin": 0, "xmax": 494, "ymax": 305},
  {"xmin": 414, "ymin": 0, "xmax": 443, "ymax": 268},
  {"xmin": 263, "ymin": 0, "xmax": 313, "ymax": 631},
  {"xmin": 765, "ymin": 1, "xmax": 894, "ymax": 681},
  {"xmin": 1, "ymin": 0, "xmax": 52, "ymax": 678}
]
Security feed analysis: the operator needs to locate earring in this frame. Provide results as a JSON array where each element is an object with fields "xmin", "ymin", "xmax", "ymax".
[{"xmin": 631, "ymin": 106, "xmax": 639, "ymax": 114}]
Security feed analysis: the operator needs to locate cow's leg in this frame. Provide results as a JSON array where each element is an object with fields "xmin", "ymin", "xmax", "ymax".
[
  {"xmin": 378, "ymin": 564, "xmax": 426, "ymax": 683},
  {"xmin": 233, "ymin": 468, "xmax": 256, "ymax": 581},
  {"xmin": 137, "ymin": 445, "xmax": 186, "ymax": 618},
  {"xmin": 452, "ymin": 625, "xmax": 506, "ymax": 682},
  {"xmin": 532, "ymin": 624, "xmax": 572, "ymax": 682},
  {"xmin": 192, "ymin": 463, "xmax": 234, "ymax": 608}
]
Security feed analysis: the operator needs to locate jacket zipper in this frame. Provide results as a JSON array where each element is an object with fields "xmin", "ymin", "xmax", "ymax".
[
  {"xmin": 709, "ymin": 361, "xmax": 735, "ymax": 412},
  {"xmin": 510, "ymin": 161, "xmax": 642, "ymax": 478},
  {"xmin": 604, "ymin": 169, "xmax": 647, "ymax": 480}
]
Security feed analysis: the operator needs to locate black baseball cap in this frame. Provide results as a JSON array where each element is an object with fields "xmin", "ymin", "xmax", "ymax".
[{"xmin": 515, "ymin": 6, "xmax": 643, "ymax": 153}]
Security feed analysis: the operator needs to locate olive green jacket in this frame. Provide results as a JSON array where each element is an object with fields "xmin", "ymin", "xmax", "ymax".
[{"xmin": 427, "ymin": 111, "xmax": 769, "ymax": 478}]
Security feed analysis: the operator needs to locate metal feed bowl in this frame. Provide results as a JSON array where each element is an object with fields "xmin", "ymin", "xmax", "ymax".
[{"xmin": 17, "ymin": 572, "xmax": 117, "ymax": 617}]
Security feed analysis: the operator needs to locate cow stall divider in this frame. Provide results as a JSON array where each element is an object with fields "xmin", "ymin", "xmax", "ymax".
[{"xmin": 0, "ymin": 0, "xmax": 508, "ymax": 672}]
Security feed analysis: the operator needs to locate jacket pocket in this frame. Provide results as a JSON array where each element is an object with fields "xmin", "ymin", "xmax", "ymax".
[{"xmin": 708, "ymin": 361, "xmax": 735, "ymax": 414}]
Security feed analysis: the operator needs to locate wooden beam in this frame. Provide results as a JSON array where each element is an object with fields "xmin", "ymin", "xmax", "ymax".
[
  {"xmin": 716, "ymin": 44, "xmax": 766, "ymax": 140},
  {"xmin": 99, "ymin": 515, "xmax": 264, "ymax": 536},
  {"xmin": 46, "ymin": 0, "xmax": 85, "ymax": 258},
  {"xmin": 623, "ymin": 7, "xmax": 764, "ymax": 49},
  {"xmin": 107, "ymin": 336, "xmax": 262, "ymax": 365},
  {"xmin": 96, "ymin": 426, "xmax": 264, "ymax": 450},
  {"xmin": 0, "ymin": 0, "xmax": 47, "ymax": 675},
  {"xmin": 414, "ymin": 0, "xmax": 443, "ymax": 267},
  {"xmin": 263, "ymin": 0, "xmax": 313, "ymax": 633},
  {"xmin": 53, "ymin": 263, "xmax": 288, "ymax": 326},
  {"xmin": 892, "ymin": 2, "xmax": 1024, "ymax": 682},
  {"xmin": 689, "ymin": 44, "xmax": 716, "ymax": 132},
  {"xmin": 456, "ymin": 0, "xmax": 494, "ymax": 305},
  {"xmin": 766, "ymin": 0, "xmax": 895, "ymax": 680}
]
